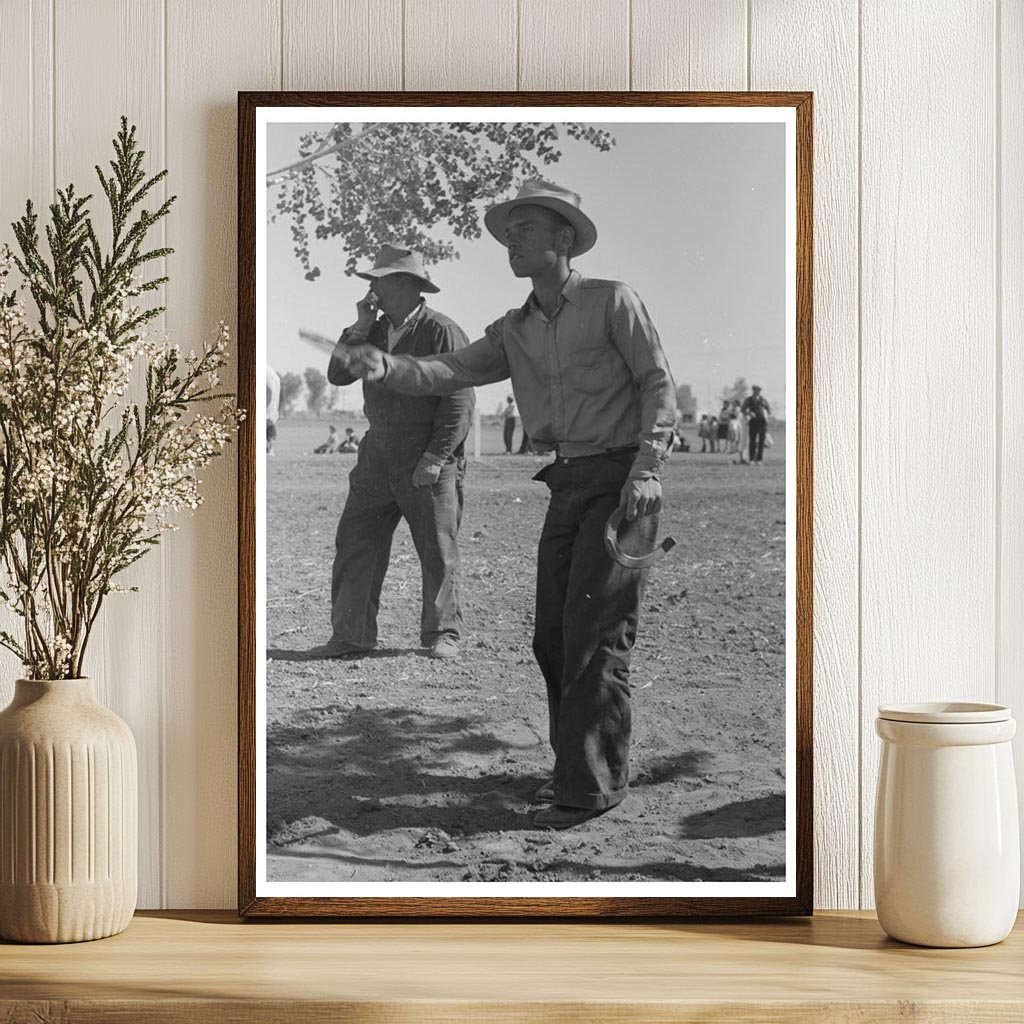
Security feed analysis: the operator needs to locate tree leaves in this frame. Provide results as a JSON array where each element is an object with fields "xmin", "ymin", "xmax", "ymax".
[{"xmin": 269, "ymin": 122, "xmax": 615, "ymax": 279}]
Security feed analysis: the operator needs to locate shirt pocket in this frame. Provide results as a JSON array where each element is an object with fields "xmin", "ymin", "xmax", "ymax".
[{"xmin": 567, "ymin": 344, "xmax": 613, "ymax": 396}]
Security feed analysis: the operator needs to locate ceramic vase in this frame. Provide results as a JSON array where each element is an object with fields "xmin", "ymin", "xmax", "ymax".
[
  {"xmin": 874, "ymin": 702, "xmax": 1019, "ymax": 948},
  {"xmin": 0, "ymin": 678, "xmax": 137, "ymax": 943}
]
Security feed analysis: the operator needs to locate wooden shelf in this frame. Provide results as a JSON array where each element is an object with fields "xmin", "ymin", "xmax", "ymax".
[{"xmin": 2, "ymin": 910, "xmax": 1023, "ymax": 1022}]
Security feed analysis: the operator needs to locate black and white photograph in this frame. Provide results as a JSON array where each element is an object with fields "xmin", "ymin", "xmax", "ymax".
[{"xmin": 241, "ymin": 96, "xmax": 810, "ymax": 913}]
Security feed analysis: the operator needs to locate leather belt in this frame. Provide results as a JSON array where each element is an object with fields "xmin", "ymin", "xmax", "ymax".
[{"xmin": 553, "ymin": 445, "xmax": 638, "ymax": 465}]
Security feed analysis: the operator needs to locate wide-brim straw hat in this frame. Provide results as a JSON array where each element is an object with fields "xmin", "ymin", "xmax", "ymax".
[
  {"xmin": 354, "ymin": 243, "xmax": 439, "ymax": 293},
  {"xmin": 484, "ymin": 179, "xmax": 597, "ymax": 258}
]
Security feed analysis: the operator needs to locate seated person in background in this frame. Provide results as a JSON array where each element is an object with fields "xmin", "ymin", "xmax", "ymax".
[
  {"xmin": 337, "ymin": 427, "xmax": 359, "ymax": 453},
  {"xmin": 314, "ymin": 424, "xmax": 339, "ymax": 454}
]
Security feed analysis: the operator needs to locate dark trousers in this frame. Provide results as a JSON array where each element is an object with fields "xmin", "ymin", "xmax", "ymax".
[
  {"xmin": 532, "ymin": 453, "xmax": 656, "ymax": 810},
  {"xmin": 748, "ymin": 418, "xmax": 767, "ymax": 462},
  {"xmin": 503, "ymin": 418, "xmax": 516, "ymax": 452},
  {"xmin": 518, "ymin": 432, "xmax": 533, "ymax": 454},
  {"xmin": 331, "ymin": 452, "xmax": 464, "ymax": 648}
]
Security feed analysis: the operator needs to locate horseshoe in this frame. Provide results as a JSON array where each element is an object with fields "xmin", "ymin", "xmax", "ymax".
[{"xmin": 604, "ymin": 508, "xmax": 676, "ymax": 570}]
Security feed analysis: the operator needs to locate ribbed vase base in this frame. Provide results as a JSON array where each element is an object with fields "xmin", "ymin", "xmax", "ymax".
[{"xmin": 0, "ymin": 880, "xmax": 135, "ymax": 943}]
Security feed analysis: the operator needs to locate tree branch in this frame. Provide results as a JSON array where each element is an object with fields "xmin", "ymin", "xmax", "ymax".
[{"xmin": 266, "ymin": 123, "xmax": 388, "ymax": 182}]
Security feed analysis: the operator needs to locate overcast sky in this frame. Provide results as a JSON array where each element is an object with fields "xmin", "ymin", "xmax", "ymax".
[{"xmin": 265, "ymin": 120, "xmax": 786, "ymax": 416}]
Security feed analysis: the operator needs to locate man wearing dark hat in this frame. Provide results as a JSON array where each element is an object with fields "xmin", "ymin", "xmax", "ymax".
[
  {"xmin": 311, "ymin": 244, "xmax": 474, "ymax": 661},
  {"xmin": 336, "ymin": 182, "xmax": 677, "ymax": 829},
  {"xmin": 741, "ymin": 385, "xmax": 772, "ymax": 465}
]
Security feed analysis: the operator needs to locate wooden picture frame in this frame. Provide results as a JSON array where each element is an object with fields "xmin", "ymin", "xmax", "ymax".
[{"xmin": 238, "ymin": 91, "xmax": 813, "ymax": 917}]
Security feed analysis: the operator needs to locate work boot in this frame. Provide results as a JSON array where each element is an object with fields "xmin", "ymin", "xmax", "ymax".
[
  {"xmin": 306, "ymin": 640, "xmax": 374, "ymax": 659},
  {"xmin": 533, "ymin": 779, "xmax": 555, "ymax": 802},
  {"xmin": 429, "ymin": 636, "xmax": 460, "ymax": 660},
  {"xmin": 532, "ymin": 805, "xmax": 609, "ymax": 830}
]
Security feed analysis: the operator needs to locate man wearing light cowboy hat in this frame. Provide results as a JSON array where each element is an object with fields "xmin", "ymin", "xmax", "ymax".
[
  {"xmin": 312, "ymin": 243, "xmax": 474, "ymax": 661},
  {"xmin": 336, "ymin": 181, "xmax": 677, "ymax": 829}
]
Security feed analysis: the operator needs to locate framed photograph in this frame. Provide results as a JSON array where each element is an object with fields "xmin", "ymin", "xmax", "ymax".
[{"xmin": 238, "ymin": 91, "xmax": 812, "ymax": 917}]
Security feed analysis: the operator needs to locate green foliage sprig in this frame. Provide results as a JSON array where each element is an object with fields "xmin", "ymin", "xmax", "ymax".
[{"xmin": 0, "ymin": 118, "xmax": 241, "ymax": 679}]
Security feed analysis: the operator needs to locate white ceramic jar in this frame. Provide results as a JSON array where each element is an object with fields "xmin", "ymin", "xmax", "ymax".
[{"xmin": 874, "ymin": 702, "xmax": 1019, "ymax": 947}]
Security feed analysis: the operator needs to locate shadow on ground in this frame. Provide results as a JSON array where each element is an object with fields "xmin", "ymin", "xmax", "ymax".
[
  {"xmin": 679, "ymin": 793, "xmax": 786, "ymax": 839},
  {"xmin": 268, "ymin": 646, "xmax": 420, "ymax": 662},
  {"xmin": 268, "ymin": 704, "xmax": 538, "ymax": 839}
]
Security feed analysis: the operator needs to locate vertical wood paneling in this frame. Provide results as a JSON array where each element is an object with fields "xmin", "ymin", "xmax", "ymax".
[
  {"xmin": 0, "ymin": 0, "xmax": 52, "ymax": 224},
  {"xmin": 0, "ymin": 0, "xmax": 1018, "ymax": 912},
  {"xmin": 631, "ymin": 0, "xmax": 746, "ymax": 90},
  {"xmin": 1000, "ymin": 0, "xmax": 1024, "ymax": 900},
  {"xmin": 164, "ymin": 0, "xmax": 279, "ymax": 908},
  {"xmin": 860, "ymin": 1, "xmax": 997, "ymax": 908},
  {"xmin": 282, "ymin": 0, "xmax": 401, "ymax": 90},
  {"xmin": 53, "ymin": 0, "xmax": 165, "ymax": 909},
  {"xmin": 0, "ymin": 1, "xmax": 53, "ymax": 698},
  {"xmin": 750, "ymin": 1, "xmax": 860, "ymax": 910},
  {"xmin": 405, "ymin": 0, "xmax": 516, "ymax": 90},
  {"xmin": 519, "ymin": 0, "xmax": 629, "ymax": 90}
]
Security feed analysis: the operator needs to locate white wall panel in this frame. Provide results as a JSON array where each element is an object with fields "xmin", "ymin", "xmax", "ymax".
[
  {"xmin": 405, "ymin": 0, "xmax": 516, "ymax": 90},
  {"xmin": 1000, "ymin": 0, "xmax": 1024, "ymax": 899},
  {"xmin": 52, "ymin": 0, "xmax": 167, "ymax": 909},
  {"xmin": 283, "ymin": 0, "xmax": 401, "ymax": 91},
  {"xmin": 164, "ymin": 0, "xmax": 280, "ymax": 908},
  {"xmin": 0, "ymin": 2, "xmax": 52, "ymax": 695},
  {"xmin": 631, "ymin": 0, "xmax": 746, "ymax": 91},
  {"xmin": 519, "ymin": 0, "xmax": 629, "ymax": 90},
  {"xmin": 860, "ymin": 0, "xmax": 998, "ymax": 907},
  {"xmin": 0, "ymin": 0, "xmax": 1018, "ymax": 911},
  {"xmin": 751, "ymin": 0, "xmax": 860, "ymax": 910},
  {"xmin": 0, "ymin": 0, "xmax": 52, "ymax": 224}
]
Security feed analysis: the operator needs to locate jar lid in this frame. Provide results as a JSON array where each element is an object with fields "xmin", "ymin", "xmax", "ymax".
[{"xmin": 877, "ymin": 701, "xmax": 1011, "ymax": 724}]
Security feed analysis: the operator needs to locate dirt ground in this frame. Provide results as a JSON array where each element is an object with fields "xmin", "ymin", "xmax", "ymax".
[{"xmin": 265, "ymin": 418, "xmax": 787, "ymax": 884}]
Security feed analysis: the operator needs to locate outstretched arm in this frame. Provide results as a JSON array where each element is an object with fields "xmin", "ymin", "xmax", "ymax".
[{"xmin": 342, "ymin": 319, "xmax": 512, "ymax": 395}]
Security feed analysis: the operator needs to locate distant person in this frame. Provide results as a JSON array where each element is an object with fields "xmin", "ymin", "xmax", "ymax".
[
  {"xmin": 312, "ymin": 244, "xmax": 474, "ymax": 661},
  {"xmin": 717, "ymin": 402, "xmax": 731, "ymax": 453},
  {"xmin": 708, "ymin": 415, "xmax": 719, "ymax": 452},
  {"xmin": 502, "ymin": 395, "xmax": 518, "ymax": 453},
  {"xmin": 697, "ymin": 414, "xmax": 711, "ymax": 453},
  {"xmin": 518, "ymin": 429, "xmax": 535, "ymax": 454},
  {"xmin": 266, "ymin": 364, "xmax": 280, "ymax": 456},
  {"xmin": 314, "ymin": 424, "xmax": 339, "ymax": 454},
  {"xmin": 732, "ymin": 399, "xmax": 750, "ymax": 464},
  {"xmin": 672, "ymin": 414, "xmax": 690, "ymax": 452},
  {"xmin": 727, "ymin": 400, "xmax": 744, "ymax": 455},
  {"xmin": 337, "ymin": 427, "xmax": 359, "ymax": 453},
  {"xmin": 741, "ymin": 384, "xmax": 772, "ymax": 465}
]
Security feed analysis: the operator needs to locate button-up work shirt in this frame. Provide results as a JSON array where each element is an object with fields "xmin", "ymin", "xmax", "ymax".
[
  {"xmin": 328, "ymin": 305, "xmax": 474, "ymax": 466},
  {"xmin": 384, "ymin": 300, "xmax": 424, "ymax": 351},
  {"xmin": 379, "ymin": 271, "xmax": 677, "ymax": 476}
]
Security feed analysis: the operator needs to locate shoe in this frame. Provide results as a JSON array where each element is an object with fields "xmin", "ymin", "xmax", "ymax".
[
  {"xmin": 532, "ymin": 804, "xmax": 608, "ymax": 830},
  {"xmin": 429, "ymin": 637, "xmax": 460, "ymax": 659},
  {"xmin": 534, "ymin": 779, "xmax": 555, "ymax": 802},
  {"xmin": 306, "ymin": 641, "xmax": 374, "ymax": 659}
]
